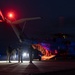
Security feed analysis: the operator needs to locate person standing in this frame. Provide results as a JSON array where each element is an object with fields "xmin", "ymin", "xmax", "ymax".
[
  {"xmin": 29, "ymin": 44, "xmax": 34, "ymax": 63},
  {"xmin": 17, "ymin": 47, "xmax": 23, "ymax": 63}
]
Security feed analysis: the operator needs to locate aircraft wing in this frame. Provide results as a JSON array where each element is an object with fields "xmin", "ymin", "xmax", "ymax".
[{"xmin": 12, "ymin": 17, "xmax": 41, "ymax": 24}]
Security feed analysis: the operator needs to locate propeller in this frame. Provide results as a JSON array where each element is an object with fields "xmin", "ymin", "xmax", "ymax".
[
  {"xmin": 12, "ymin": 17, "xmax": 41, "ymax": 24},
  {"xmin": 0, "ymin": 10, "xmax": 41, "ymax": 43}
]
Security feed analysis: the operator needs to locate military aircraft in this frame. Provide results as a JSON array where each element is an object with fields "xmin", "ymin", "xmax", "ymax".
[{"xmin": 0, "ymin": 10, "xmax": 42, "ymax": 63}]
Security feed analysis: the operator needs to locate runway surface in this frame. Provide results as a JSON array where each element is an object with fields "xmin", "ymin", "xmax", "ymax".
[{"xmin": 0, "ymin": 61, "xmax": 75, "ymax": 75}]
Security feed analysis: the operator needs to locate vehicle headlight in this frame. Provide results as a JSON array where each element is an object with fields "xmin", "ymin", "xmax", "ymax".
[{"xmin": 22, "ymin": 52, "xmax": 29, "ymax": 58}]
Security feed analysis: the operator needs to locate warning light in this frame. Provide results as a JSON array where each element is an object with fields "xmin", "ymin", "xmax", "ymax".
[
  {"xmin": 9, "ymin": 13, "xmax": 13, "ymax": 18},
  {"xmin": 8, "ymin": 12, "xmax": 14, "ymax": 19}
]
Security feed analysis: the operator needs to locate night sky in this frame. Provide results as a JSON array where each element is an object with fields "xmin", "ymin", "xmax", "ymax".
[{"xmin": 0, "ymin": 0, "xmax": 75, "ymax": 54}]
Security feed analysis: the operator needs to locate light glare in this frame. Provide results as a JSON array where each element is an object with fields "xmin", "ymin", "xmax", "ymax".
[
  {"xmin": 9, "ymin": 14, "xmax": 13, "ymax": 18},
  {"xmin": 8, "ymin": 12, "xmax": 14, "ymax": 18},
  {"xmin": 23, "ymin": 53, "xmax": 26, "ymax": 57},
  {"xmin": 22, "ymin": 52, "xmax": 29, "ymax": 58}
]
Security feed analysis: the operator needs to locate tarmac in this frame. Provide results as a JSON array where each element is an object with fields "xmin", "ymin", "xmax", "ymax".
[{"xmin": 0, "ymin": 60, "xmax": 75, "ymax": 75}]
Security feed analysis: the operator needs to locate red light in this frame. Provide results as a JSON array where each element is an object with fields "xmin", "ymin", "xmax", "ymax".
[
  {"xmin": 9, "ymin": 13, "xmax": 13, "ymax": 18},
  {"xmin": 8, "ymin": 12, "xmax": 14, "ymax": 19}
]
